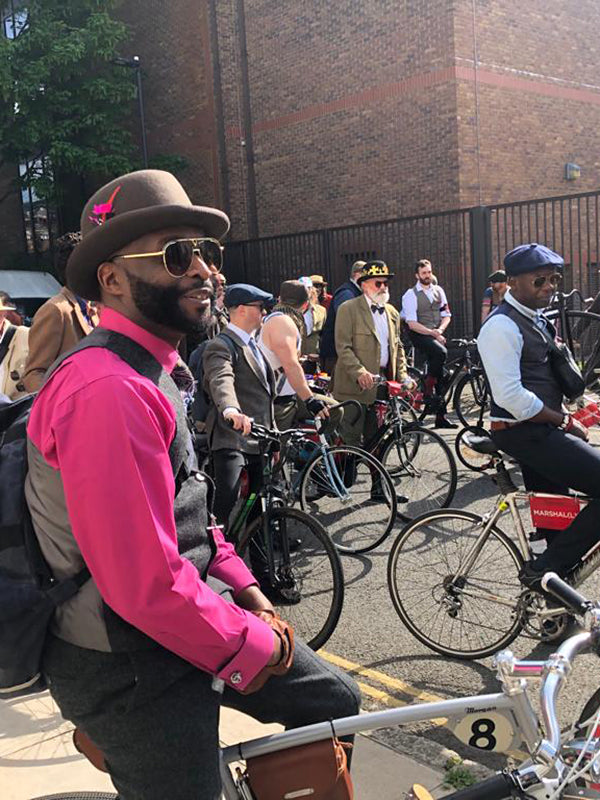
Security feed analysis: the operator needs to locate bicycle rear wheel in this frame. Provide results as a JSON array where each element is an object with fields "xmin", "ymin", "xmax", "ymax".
[
  {"xmin": 237, "ymin": 507, "xmax": 344, "ymax": 650},
  {"xmin": 453, "ymin": 370, "xmax": 489, "ymax": 428},
  {"xmin": 387, "ymin": 510, "xmax": 524, "ymax": 659},
  {"xmin": 299, "ymin": 445, "xmax": 397, "ymax": 554},
  {"xmin": 380, "ymin": 426, "xmax": 457, "ymax": 521}
]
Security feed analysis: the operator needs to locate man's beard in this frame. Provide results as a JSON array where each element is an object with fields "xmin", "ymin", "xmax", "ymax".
[
  {"xmin": 127, "ymin": 273, "xmax": 212, "ymax": 336},
  {"xmin": 420, "ymin": 276, "xmax": 432, "ymax": 285},
  {"xmin": 367, "ymin": 288, "xmax": 390, "ymax": 306}
]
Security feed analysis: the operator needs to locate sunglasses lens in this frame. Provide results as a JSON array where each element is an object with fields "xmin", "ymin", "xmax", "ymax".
[
  {"xmin": 199, "ymin": 239, "xmax": 223, "ymax": 272},
  {"xmin": 165, "ymin": 240, "xmax": 194, "ymax": 276}
]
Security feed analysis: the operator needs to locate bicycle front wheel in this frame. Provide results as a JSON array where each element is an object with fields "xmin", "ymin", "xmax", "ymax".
[
  {"xmin": 380, "ymin": 426, "xmax": 457, "ymax": 521},
  {"xmin": 299, "ymin": 446, "xmax": 397, "ymax": 554},
  {"xmin": 238, "ymin": 507, "xmax": 344, "ymax": 650},
  {"xmin": 387, "ymin": 510, "xmax": 524, "ymax": 659},
  {"xmin": 453, "ymin": 370, "xmax": 489, "ymax": 428}
]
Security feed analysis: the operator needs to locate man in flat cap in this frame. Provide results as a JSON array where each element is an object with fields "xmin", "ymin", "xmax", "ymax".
[
  {"xmin": 401, "ymin": 258, "xmax": 456, "ymax": 428},
  {"xmin": 478, "ymin": 242, "xmax": 600, "ymax": 593},
  {"xmin": 203, "ymin": 283, "xmax": 275, "ymax": 536},
  {"xmin": 25, "ymin": 170, "xmax": 359, "ymax": 800},
  {"xmin": 480, "ymin": 269, "xmax": 507, "ymax": 324}
]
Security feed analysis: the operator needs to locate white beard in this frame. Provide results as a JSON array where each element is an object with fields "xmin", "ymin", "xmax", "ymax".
[{"xmin": 367, "ymin": 288, "xmax": 390, "ymax": 307}]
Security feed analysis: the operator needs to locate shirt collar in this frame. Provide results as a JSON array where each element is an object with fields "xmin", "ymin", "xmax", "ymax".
[
  {"xmin": 98, "ymin": 307, "xmax": 180, "ymax": 373},
  {"xmin": 504, "ymin": 288, "xmax": 544, "ymax": 322},
  {"xmin": 414, "ymin": 281, "xmax": 433, "ymax": 293},
  {"xmin": 226, "ymin": 322, "xmax": 253, "ymax": 344}
]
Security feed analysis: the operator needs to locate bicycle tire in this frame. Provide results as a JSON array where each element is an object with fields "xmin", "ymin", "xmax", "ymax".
[
  {"xmin": 380, "ymin": 425, "xmax": 458, "ymax": 521},
  {"xmin": 453, "ymin": 370, "xmax": 489, "ymax": 428},
  {"xmin": 237, "ymin": 507, "xmax": 344, "ymax": 650},
  {"xmin": 29, "ymin": 795, "xmax": 118, "ymax": 800},
  {"xmin": 299, "ymin": 445, "xmax": 397, "ymax": 554},
  {"xmin": 407, "ymin": 366, "xmax": 428, "ymax": 421},
  {"xmin": 454, "ymin": 426, "xmax": 495, "ymax": 473},
  {"xmin": 387, "ymin": 509, "xmax": 524, "ymax": 659},
  {"xmin": 576, "ymin": 685, "xmax": 600, "ymax": 732}
]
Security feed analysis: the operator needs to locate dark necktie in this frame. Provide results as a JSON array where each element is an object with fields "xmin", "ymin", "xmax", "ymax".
[
  {"xmin": 371, "ymin": 305, "xmax": 385, "ymax": 314},
  {"xmin": 171, "ymin": 360, "xmax": 196, "ymax": 411}
]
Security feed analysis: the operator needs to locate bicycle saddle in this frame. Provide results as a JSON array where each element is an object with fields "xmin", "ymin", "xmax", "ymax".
[{"xmin": 462, "ymin": 431, "xmax": 500, "ymax": 455}]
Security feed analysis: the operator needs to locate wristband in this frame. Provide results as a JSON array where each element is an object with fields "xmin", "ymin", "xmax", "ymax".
[{"xmin": 559, "ymin": 413, "xmax": 574, "ymax": 432}]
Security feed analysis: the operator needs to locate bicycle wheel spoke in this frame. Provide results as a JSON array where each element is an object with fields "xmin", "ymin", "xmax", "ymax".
[
  {"xmin": 388, "ymin": 512, "xmax": 523, "ymax": 658},
  {"xmin": 300, "ymin": 446, "xmax": 396, "ymax": 554},
  {"xmin": 382, "ymin": 429, "xmax": 457, "ymax": 520}
]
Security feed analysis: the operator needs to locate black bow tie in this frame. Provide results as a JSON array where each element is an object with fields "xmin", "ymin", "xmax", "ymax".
[{"xmin": 371, "ymin": 305, "xmax": 385, "ymax": 314}]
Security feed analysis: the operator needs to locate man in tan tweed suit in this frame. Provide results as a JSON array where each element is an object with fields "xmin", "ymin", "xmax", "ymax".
[{"xmin": 334, "ymin": 260, "xmax": 412, "ymax": 449}]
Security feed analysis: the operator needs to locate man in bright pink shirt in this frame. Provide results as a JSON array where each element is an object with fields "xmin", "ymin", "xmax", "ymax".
[{"xmin": 26, "ymin": 170, "xmax": 359, "ymax": 800}]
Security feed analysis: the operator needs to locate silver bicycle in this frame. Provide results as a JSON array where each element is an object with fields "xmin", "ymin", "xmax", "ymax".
[{"xmin": 28, "ymin": 574, "xmax": 600, "ymax": 800}]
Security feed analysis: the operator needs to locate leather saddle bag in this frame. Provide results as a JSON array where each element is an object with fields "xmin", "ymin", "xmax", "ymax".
[{"xmin": 245, "ymin": 736, "xmax": 353, "ymax": 800}]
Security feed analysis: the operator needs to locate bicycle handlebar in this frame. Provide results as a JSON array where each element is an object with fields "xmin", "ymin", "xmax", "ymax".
[
  {"xmin": 541, "ymin": 572, "xmax": 593, "ymax": 616},
  {"xmin": 440, "ymin": 771, "xmax": 516, "ymax": 799}
]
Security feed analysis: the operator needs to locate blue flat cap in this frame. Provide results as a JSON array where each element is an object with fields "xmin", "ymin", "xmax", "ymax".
[
  {"xmin": 503, "ymin": 243, "xmax": 564, "ymax": 276},
  {"xmin": 225, "ymin": 283, "xmax": 274, "ymax": 308}
]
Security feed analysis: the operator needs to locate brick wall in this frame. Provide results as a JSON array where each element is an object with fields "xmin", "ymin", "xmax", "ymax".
[
  {"xmin": 117, "ymin": 0, "xmax": 221, "ymax": 209},
  {"xmin": 215, "ymin": 0, "xmax": 461, "ymax": 239},
  {"xmin": 453, "ymin": 0, "xmax": 600, "ymax": 207}
]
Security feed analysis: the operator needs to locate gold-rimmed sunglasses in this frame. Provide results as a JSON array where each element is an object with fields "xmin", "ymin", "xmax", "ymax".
[
  {"xmin": 531, "ymin": 272, "xmax": 562, "ymax": 289},
  {"xmin": 113, "ymin": 237, "xmax": 223, "ymax": 278}
]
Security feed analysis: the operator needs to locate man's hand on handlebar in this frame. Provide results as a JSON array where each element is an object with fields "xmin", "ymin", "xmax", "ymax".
[
  {"xmin": 223, "ymin": 409, "xmax": 253, "ymax": 436},
  {"xmin": 305, "ymin": 395, "xmax": 330, "ymax": 419},
  {"xmin": 357, "ymin": 371, "xmax": 375, "ymax": 390}
]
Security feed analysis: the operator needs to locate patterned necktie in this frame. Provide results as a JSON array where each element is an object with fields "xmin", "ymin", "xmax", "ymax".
[
  {"xmin": 171, "ymin": 360, "xmax": 196, "ymax": 411},
  {"xmin": 248, "ymin": 336, "xmax": 267, "ymax": 380},
  {"xmin": 371, "ymin": 305, "xmax": 385, "ymax": 314}
]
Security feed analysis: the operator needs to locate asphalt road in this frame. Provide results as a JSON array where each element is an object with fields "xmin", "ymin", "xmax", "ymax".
[{"xmin": 318, "ymin": 425, "xmax": 600, "ymax": 770}]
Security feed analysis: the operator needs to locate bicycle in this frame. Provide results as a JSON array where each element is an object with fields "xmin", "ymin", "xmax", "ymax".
[
  {"xmin": 27, "ymin": 575, "xmax": 600, "ymax": 799},
  {"xmin": 387, "ymin": 432, "xmax": 599, "ymax": 659},
  {"xmin": 225, "ymin": 422, "xmax": 345, "ymax": 651},
  {"xmin": 408, "ymin": 339, "xmax": 489, "ymax": 428},
  {"xmin": 247, "ymin": 407, "xmax": 398, "ymax": 556},
  {"xmin": 305, "ymin": 374, "xmax": 457, "ymax": 525},
  {"xmin": 366, "ymin": 376, "xmax": 458, "ymax": 521}
]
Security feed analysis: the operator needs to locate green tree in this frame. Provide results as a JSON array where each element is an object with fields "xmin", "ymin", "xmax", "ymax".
[{"xmin": 0, "ymin": 0, "xmax": 137, "ymax": 226}]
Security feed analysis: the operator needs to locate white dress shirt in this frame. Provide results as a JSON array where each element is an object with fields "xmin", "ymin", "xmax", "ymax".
[
  {"xmin": 477, "ymin": 289, "xmax": 548, "ymax": 422},
  {"xmin": 365, "ymin": 295, "xmax": 390, "ymax": 369},
  {"xmin": 401, "ymin": 282, "xmax": 451, "ymax": 323}
]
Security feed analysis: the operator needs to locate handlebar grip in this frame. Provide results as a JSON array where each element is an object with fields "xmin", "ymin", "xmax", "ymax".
[
  {"xmin": 440, "ymin": 772, "xmax": 514, "ymax": 799},
  {"xmin": 541, "ymin": 572, "xmax": 590, "ymax": 615}
]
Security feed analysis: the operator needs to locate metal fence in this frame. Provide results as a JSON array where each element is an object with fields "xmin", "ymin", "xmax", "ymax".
[{"xmin": 224, "ymin": 188, "xmax": 600, "ymax": 338}]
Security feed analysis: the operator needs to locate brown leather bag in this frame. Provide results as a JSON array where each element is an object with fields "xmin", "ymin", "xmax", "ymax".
[{"xmin": 245, "ymin": 737, "xmax": 354, "ymax": 800}]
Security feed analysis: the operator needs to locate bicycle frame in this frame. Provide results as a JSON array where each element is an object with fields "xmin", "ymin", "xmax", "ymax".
[{"xmin": 219, "ymin": 688, "xmax": 541, "ymax": 797}]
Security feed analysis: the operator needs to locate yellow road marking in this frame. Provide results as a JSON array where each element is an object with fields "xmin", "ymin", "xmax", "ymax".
[
  {"xmin": 320, "ymin": 650, "xmax": 447, "ymax": 726},
  {"xmin": 320, "ymin": 650, "xmax": 445, "ymax": 704}
]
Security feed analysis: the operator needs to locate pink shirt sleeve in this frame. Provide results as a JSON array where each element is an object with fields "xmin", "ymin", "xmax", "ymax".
[{"xmin": 37, "ymin": 371, "xmax": 273, "ymax": 690}]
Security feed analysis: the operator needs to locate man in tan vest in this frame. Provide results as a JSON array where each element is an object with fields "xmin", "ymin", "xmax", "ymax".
[
  {"xmin": 23, "ymin": 232, "xmax": 99, "ymax": 392},
  {"xmin": 401, "ymin": 258, "xmax": 455, "ymax": 428}
]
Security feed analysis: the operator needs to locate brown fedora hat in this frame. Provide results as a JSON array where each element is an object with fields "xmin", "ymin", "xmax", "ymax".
[{"xmin": 67, "ymin": 170, "xmax": 230, "ymax": 300}]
